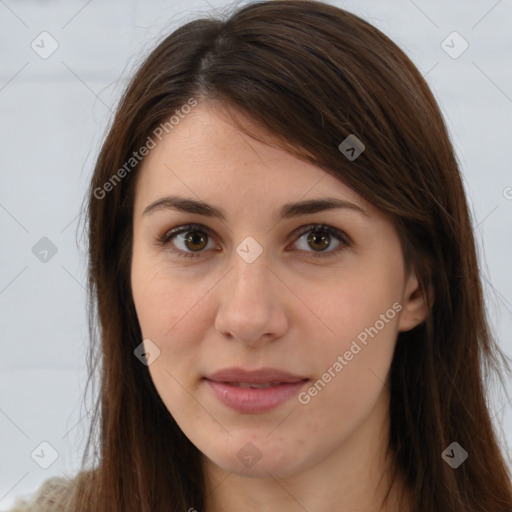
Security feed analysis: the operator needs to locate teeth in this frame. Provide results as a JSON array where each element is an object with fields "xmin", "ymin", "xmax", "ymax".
[{"xmin": 231, "ymin": 382, "xmax": 277, "ymax": 388}]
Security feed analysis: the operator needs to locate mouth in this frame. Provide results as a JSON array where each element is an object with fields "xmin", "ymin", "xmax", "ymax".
[
  {"xmin": 204, "ymin": 367, "xmax": 309, "ymax": 413},
  {"xmin": 222, "ymin": 382, "xmax": 291, "ymax": 388}
]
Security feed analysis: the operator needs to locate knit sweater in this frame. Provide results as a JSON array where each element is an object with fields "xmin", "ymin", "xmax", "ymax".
[{"xmin": 5, "ymin": 476, "xmax": 74, "ymax": 512}]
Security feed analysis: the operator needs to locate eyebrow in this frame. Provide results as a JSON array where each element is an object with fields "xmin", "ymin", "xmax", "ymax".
[{"xmin": 142, "ymin": 195, "xmax": 369, "ymax": 221}]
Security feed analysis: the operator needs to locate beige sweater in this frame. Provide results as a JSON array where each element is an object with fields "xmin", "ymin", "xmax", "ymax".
[{"xmin": 5, "ymin": 477, "xmax": 74, "ymax": 512}]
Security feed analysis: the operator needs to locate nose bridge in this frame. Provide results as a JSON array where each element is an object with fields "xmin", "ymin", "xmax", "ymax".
[
  {"xmin": 214, "ymin": 241, "xmax": 287, "ymax": 343},
  {"xmin": 227, "ymin": 242, "xmax": 272, "ymax": 311}
]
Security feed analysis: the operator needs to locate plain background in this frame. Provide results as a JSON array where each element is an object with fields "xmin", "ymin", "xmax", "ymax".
[{"xmin": 1, "ymin": 0, "xmax": 511, "ymax": 508}]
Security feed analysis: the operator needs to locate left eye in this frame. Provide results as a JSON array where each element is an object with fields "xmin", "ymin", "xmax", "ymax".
[{"xmin": 157, "ymin": 223, "xmax": 350, "ymax": 259}]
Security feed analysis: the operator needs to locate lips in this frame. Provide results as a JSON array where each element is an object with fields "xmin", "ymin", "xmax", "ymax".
[
  {"xmin": 205, "ymin": 367, "xmax": 308, "ymax": 385},
  {"xmin": 204, "ymin": 367, "xmax": 309, "ymax": 413},
  {"xmin": 228, "ymin": 382, "xmax": 278, "ymax": 388}
]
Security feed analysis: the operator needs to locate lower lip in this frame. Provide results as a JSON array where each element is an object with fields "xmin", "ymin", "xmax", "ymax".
[{"xmin": 205, "ymin": 379, "xmax": 309, "ymax": 413}]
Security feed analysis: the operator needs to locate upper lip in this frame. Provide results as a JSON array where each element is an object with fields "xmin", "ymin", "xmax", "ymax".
[{"xmin": 205, "ymin": 367, "xmax": 308, "ymax": 384}]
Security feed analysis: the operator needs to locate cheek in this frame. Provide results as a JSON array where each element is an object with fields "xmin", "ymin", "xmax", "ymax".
[
  {"xmin": 323, "ymin": 269, "xmax": 402, "ymax": 345},
  {"xmin": 305, "ymin": 262, "xmax": 403, "ymax": 405},
  {"xmin": 298, "ymin": 308, "xmax": 398, "ymax": 446},
  {"xmin": 131, "ymin": 250, "xmax": 210, "ymax": 341},
  {"xmin": 130, "ymin": 261, "xmax": 205, "ymax": 418},
  {"xmin": 130, "ymin": 253, "xmax": 215, "ymax": 410}
]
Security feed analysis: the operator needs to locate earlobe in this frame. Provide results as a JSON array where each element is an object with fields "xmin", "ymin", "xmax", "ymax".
[{"xmin": 398, "ymin": 273, "xmax": 434, "ymax": 332}]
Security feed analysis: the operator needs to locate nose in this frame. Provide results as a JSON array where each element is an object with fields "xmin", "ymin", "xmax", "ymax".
[{"xmin": 214, "ymin": 250, "xmax": 289, "ymax": 347}]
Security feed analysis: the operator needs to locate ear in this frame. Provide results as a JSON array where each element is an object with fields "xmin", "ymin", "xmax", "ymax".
[{"xmin": 398, "ymin": 272, "xmax": 433, "ymax": 332}]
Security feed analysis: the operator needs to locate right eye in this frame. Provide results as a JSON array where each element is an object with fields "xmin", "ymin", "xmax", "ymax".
[{"xmin": 158, "ymin": 223, "xmax": 217, "ymax": 259}]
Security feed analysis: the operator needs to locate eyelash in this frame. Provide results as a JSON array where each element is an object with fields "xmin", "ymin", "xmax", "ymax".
[{"xmin": 156, "ymin": 223, "xmax": 351, "ymax": 260}]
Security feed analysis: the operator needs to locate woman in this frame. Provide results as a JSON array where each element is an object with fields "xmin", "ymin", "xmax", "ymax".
[{"xmin": 9, "ymin": 0, "xmax": 512, "ymax": 511}]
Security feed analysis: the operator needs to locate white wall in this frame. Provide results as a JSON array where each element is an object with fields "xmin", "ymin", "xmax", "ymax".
[{"xmin": 1, "ymin": 0, "xmax": 511, "ymax": 508}]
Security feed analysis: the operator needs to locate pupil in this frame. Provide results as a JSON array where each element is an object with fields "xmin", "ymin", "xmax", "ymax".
[
  {"xmin": 308, "ymin": 231, "xmax": 329, "ymax": 251},
  {"xmin": 186, "ymin": 232, "xmax": 207, "ymax": 251}
]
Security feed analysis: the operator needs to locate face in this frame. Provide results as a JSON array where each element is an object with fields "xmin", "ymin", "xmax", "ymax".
[{"xmin": 130, "ymin": 101, "xmax": 426, "ymax": 481}]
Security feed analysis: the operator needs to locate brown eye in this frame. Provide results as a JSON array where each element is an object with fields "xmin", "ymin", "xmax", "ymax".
[
  {"xmin": 306, "ymin": 231, "xmax": 331, "ymax": 252},
  {"xmin": 182, "ymin": 231, "xmax": 209, "ymax": 252},
  {"xmin": 159, "ymin": 224, "xmax": 215, "ymax": 259},
  {"xmin": 292, "ymin": 224, "xmax": 349, "ymax": 258}
]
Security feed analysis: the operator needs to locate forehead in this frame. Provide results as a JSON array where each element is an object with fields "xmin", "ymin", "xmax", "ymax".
[{"xmin": 133, "ymin": 101, "xmax": 371, "ymax": 215}]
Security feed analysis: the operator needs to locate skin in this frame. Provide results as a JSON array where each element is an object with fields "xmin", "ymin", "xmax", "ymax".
[{"xmin": 130, "ymin": 101, "xmax": 429, "ymax": 511}]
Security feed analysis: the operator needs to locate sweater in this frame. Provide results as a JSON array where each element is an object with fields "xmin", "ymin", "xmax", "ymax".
[{"xmin": 4, "ymin": 476, "xmax": 74, "ymax": 512}]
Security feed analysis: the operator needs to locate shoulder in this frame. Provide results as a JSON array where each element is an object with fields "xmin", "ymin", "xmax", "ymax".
[{"xmin": 6, "ymin": 476, "xmax": 75, "ymax": 512}]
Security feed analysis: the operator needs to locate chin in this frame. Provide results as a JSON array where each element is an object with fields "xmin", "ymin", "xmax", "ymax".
[{"xmin": 203, "ymin": 438, "xmax": 306, "ymax": 479}]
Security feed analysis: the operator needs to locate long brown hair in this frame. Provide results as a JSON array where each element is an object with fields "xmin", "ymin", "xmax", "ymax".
[{"xmin": 70, "ymin": 1, "xmax": 512, "ymax": 510}]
